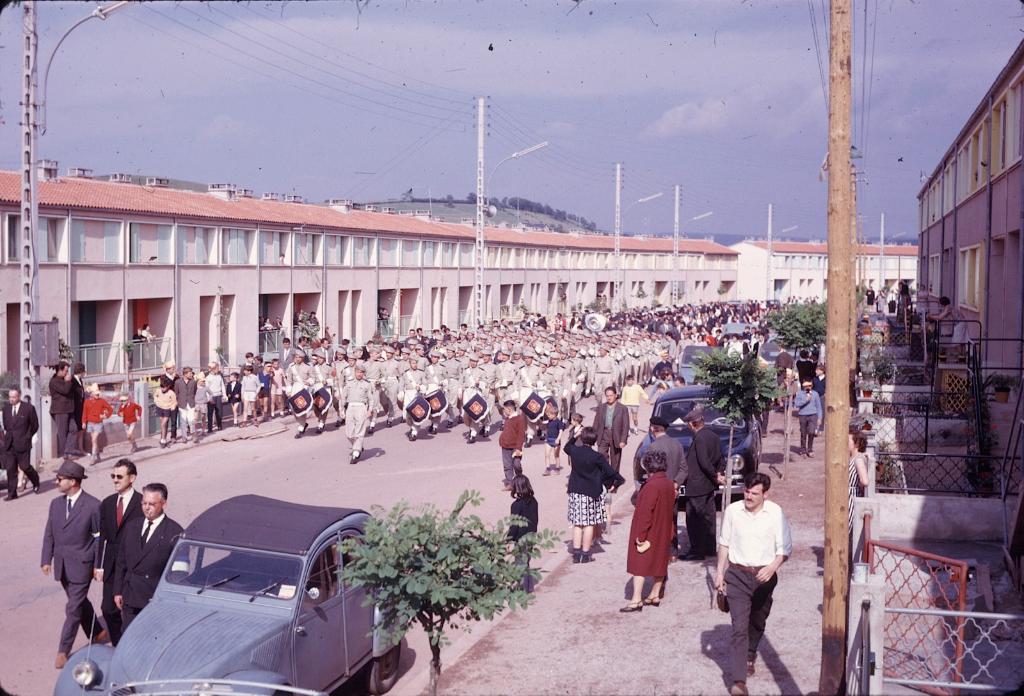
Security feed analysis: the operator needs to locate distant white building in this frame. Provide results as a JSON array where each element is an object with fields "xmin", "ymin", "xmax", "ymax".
[{"xmin": 730, "ymin": 240, "xmax": 918, "ymax": 302}]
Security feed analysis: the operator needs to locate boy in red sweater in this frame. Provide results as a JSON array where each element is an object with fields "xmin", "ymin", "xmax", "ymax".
[
  {"xmin": 117, "ymin": 392, "xmax": 142, "ymax": 453},
  {"xmin": 498, "ymin": 400, "xmax": 526, "ymax": 491},
  {"xmin": 82, "ymin": 385, "xmax": 113, "ymax": 464}
]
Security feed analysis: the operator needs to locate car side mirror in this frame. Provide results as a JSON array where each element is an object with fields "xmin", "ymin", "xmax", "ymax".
[{"xmin": 306, "ymin": 587, "xmax": 320, "ymax": 601}]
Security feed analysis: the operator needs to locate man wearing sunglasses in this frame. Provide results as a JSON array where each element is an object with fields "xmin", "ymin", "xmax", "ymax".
[{"xmin": 95, "ymin": 460, "xmax": 141, "ymax": 646}]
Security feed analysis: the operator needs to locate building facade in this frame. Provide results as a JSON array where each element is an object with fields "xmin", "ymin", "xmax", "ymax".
[
  {"xmin": 917, "ymin": 40, "xmax": 1024, "ymax": 370},
  {"xmin": 0, "ymin": 169, "xmax": 739, "ymax": 379},
  {"xmin": 730, "ymin": 240, "xmax": 918, "ymax": 303}
]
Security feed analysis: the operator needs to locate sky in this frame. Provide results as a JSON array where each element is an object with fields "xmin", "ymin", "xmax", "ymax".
[{"xmin": 1, "ymin": 0, "xmax": 1022, "ymax": 244}]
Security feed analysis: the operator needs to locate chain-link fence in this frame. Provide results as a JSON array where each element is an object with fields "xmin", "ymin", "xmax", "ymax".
[
  {"xmin": 883, "ymin": 607, "xmax": 1024, "ymax": 692},
  {"xmin": 875, "ymin": 452, "xmax": 1006, "ymax": 497}
]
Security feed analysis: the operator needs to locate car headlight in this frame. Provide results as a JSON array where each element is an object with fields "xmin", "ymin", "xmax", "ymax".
[
  {"xmin": 729, "ymin": 454, "xmax": 744, "ymax": 471},
  {"xmin": 72, "ymin": 658, "xmax": 98, "ymax": 687}
]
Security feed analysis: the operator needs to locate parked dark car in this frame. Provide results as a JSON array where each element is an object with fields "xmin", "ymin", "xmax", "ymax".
[
  {"xmin": 676, "ymin": 345, "xmax": 715, "ymax": 384},
  {"xmin": 55, "ymin": 495, "xmax": 402, "ymax": 696},
  {"xmin": 632, "ymin": 386, "xmax": 763, "ymax": 508}
]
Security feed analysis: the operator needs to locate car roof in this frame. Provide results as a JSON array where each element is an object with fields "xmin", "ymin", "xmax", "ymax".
[
  {"xmin": 657, "ymin": 385, "xmax": 711, "ymax": 401},
  {"xmin": 183, "ymin": 495, "xmax": 366, "ymax": 555}
]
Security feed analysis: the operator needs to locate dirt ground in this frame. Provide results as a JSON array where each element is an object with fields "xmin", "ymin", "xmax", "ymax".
[{"xmin": 412, "ymin": 412, "xmax": 830, "ymax": 696}]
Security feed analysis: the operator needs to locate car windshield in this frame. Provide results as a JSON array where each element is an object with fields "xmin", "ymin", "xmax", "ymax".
[
  {"xmin": 680, "ymin": 346, "xmax": 713, "ymax": 363},
  {"xmin": 165, "ymin": 541, "xmax": 302, "ymax": 601},
  {"xmin": 655, "ymin": 399, "xmax": 744, "ymax": 429}
]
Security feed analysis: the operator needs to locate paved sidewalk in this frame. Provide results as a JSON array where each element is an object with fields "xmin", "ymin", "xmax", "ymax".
[{"xmin": 426, "ymin": 417, "xmax": 827, "ymax": 695}]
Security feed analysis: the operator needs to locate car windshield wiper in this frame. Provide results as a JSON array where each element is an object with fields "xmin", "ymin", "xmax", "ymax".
[
  {"xmin": 248, "ymin": 580, "xmax": 281, "ymax": 602},
  {"xmin": 197, "ymin": 573, "xmax": 240, "ymax": 595}
]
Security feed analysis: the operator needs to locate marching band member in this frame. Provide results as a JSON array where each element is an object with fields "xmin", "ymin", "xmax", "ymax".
[
  {"xmin": 424, "ymin": 350, "xmax": 447, "ymax": 435},
  {"xmin": 331, "ymin": 350, "xmax": 347, "ymax": 428},
  {"xmin": 284, "ymin": 349, "xmax": 314, "ymax": 439},
  {"xmin": 442, "ymin": 348, "xmax": 465, "ymax": 428},
  {"xmin": 310, "ymin": 351, "xmax": 333, "ymax": 434},
  {"xmin": 342, "ymin": 364, "xmax": 373, "ymax": 463},
  {"xmin": 400, "ymin": 356, "xmax": 427, "ymax": 441},
  {"xmin": 363, "ymin": 346, "xmax": 385, "ymax": 434},
  {"xmin": 461, "ymin": 354, "xmax": 492, "ymax": 443}
]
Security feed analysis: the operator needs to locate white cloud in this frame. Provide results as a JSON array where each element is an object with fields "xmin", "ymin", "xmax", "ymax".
[{"xmin": 646, "ymin": 99, "xmax": 730, "ymax": 137}]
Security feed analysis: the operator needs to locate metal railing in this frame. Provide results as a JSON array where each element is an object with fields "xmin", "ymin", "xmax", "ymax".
[
  {"xmin": 376, "ymin": 319, "xmax": 394, "ymax": 339},
  {"xmin": 882, "ymin": 607, "xmax": 1024, "ymax": 692},
  {"xmin": 397, "ymin": 314, "xmax": 414, "ymax": 336},
  {"xmin": 258, "ymin": 329, "xmax": 282, "ymax": 356},
  {"xmin": 870, "ymin": 393, "xmax": 972, "ymax": 454},
  {"xmin": 875, "ymin": 451, "xmax": 1009, "ymax": 497},
  {"xmin": 128, "ymin": 337, "xmax": 171, "ymax": 371},
  {"xmin": 75, "ymin": 341, "xmax": 121, "ymax": 375},
  {"xmin": 457, "ymin": 309, "xmax": 471, "ymax": 327}
]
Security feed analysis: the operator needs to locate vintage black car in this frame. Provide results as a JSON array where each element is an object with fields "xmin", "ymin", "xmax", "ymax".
[
  {"xmin": 632, "ymin": 386, "xmax": 763, "ymax": 507},
  {"xmin": 55, "ymin": 495, "xmax": 401, "ymax": 696}
]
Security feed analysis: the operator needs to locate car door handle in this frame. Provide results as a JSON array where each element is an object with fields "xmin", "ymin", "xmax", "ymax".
[{"xmin": 295, "ymin": 626, "xmax": 307, "ymax": 636}]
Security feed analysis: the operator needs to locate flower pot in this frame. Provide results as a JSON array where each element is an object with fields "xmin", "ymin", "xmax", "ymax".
[
  {"xmin": 995, "ymin": 388, "xmax": 1010, "ymax": 404},
  {"xmin": 861, "ymin": 389, "xmax": 873, "ymax": 398},
  {"xmin": 862, "ymin": 422, "xmax": 872, "ymax": 431}
]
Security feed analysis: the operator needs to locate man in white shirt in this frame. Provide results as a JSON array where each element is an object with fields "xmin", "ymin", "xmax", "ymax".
[
  {"xmin": 714, "ymin": 472, "xmax": 793, "ymax": 696},
  {"xmin": 204, "ymin": 362, "xmax": 225, "ymax": 432}
]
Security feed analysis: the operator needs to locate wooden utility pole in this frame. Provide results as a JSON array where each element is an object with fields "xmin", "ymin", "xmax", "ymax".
[{"xmin": 820, "ymin": 0, "xmax": 854, "ymax": 692}]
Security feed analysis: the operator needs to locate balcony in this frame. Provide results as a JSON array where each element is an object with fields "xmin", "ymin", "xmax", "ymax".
[
  {"xmin": 74, "ymin": 337, "xmax": 171, "ymax": 377},
  {"xmin": 258, "ymin": 329, "xmax": 283, "ymax": 358}
]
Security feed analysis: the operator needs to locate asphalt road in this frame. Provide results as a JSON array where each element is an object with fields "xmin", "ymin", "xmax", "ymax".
[{"xmin": 0, "ymin": 393, "xmax": 649, "ymax": 696}]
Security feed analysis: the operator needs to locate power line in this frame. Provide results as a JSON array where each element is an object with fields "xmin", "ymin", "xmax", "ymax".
[{"xmin": 807, "ymin": 0, "xmax": 829, "ymax": 119}]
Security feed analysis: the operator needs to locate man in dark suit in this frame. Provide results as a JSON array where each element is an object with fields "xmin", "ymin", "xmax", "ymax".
[
  {"xmin": 41, "ymin": 460, "xmax": 106, "ymax": 669},
  {"xmin": 48, "ymin": 361, "xmax": 80, "ymax": 460},
  {"xmin": 95, "ymin": 459, "xmax": 142, "ymax": 646},
  {"xmin": 114, "ymin": 483, "xmax": 183, "ymax": 631},
  {"xmin": 681, "ymin": 408, "xmax": 725, "ymax": 561},
  {"xmin": 592, "ymin": 386, "xmax": 629, "ymax": 474},
  {"xmin": 2, "ymin": 387, "xmax": 41, "ymax": 501}
]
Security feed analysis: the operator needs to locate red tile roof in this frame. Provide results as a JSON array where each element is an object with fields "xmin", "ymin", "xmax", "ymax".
[
  {"xmin": 745, "ymin": 240, "xmax": 917, "ymax": 256},
  {"xmin": 0, "ymin": 171, "xmax": 736, "ymax": 256}
]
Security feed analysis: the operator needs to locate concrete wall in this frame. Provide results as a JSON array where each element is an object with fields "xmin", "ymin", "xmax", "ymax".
[{"xmin": 876, "ymin": 495, "xmax": 1003, "ymax": 541}]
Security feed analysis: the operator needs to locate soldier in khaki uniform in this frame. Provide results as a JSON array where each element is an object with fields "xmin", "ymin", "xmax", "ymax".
[
  {"xmin": 362, "ymin": 346, "xmax": 384, "ymax": 434},
  {"xmin": 400, "ymin": 357, "xmax": 427, "ymax": 441},
  {"xmin": 593, "ymin": 346, "xmax": 616, "ymax": 394},
  {"xmin": 284, "ymin": 349, "xmax": 314, "ymax": 438},
  {"xmin": 342, "ymin": 364, "xmax": 373, "ymax": 463},
  {"xmin": 461, "ymin": 354, "xmax": 492, "ymax": 443}
]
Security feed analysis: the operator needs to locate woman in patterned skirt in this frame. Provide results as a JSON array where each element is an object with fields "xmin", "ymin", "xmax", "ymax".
[{"xmin": 563, "ymin": 424, "xmax": 626, "ymax": 564}]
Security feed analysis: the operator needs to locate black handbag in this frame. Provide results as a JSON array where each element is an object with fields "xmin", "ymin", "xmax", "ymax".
[{"xmin": 716, "ymin": 589, "xmax": 730, "ymax": 613}]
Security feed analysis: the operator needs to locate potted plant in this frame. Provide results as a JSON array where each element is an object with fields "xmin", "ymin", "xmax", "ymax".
[
  {"xmin": 860, "ymin": 380, "xmax": 878, "ymax": 399},
  {"xmin": 872, "ymin": 353, "xmax": 897, "ymax": 385},
  {"xmin": 986, "ymin": 373, "xmax": 1017, "ymax": 403}
]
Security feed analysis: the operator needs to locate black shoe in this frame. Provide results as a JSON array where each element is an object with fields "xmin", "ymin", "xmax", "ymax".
[
  {"xmin": 3, "ymin": 494, "xmax": 17, "ymax": 502},
  {"xmin": 572, "ymin": 552, "xmax": 582, "ymax": 564},
  {"xmin": 580, "ymin": 553, "xmax": 593, "ymax": 564},
  {"xmin": 32, "ymin": 485, "xmax": 40, "ymax": 494},
  {"xmin": 367, "ymin": 425, "xmax": 374, "ymax": 435},
  {"xmin": 678, "ymin": 553, "xmax": 706, "ymax": 561},
  {"xmin": 295, "ymin": 426, "xmax": 307, "ymax": 439},
  {"xmin": 618, "ymin": 603, "xmax": 643, "ymax": 613},
  {"xmin": 335, "ymin": 420, "xmax": 343, "ymax": 428}
]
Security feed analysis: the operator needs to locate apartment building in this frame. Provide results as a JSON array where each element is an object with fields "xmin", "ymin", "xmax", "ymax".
[
  {"xmin": 0, "ymin": 168, "xmax": 739, "ymax": 379},
  {"xmin": 917, "ymin": 40, "xmax": 1024, "ymax": 369},
  {"xmin": 730, "ymin": 239, "xmax": 918, "ymax": 302}
]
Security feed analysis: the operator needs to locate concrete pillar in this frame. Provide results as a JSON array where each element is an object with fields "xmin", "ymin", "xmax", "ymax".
[
  {"xmin": 846, "ymin": 573, "xmax": 886, "ymax": 695},
  {"xmin": 850, "ymin": 497, "xmax": 879, "ymax": 562}
]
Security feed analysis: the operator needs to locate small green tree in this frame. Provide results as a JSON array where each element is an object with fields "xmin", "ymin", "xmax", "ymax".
[
  {"xmin": 767, "ymin": 302, "xmax": 827, "ymax": 350},
  {"xmin": 294, "ymin": 310, "xmax": 321, "ymax": 342},
  {"xmin": 694, "ymin": 350, "xmax": 780, "ymax": 461},
  {"xmin": 341, "ymin": 491, "xmax": 557, "ymax": 696}
]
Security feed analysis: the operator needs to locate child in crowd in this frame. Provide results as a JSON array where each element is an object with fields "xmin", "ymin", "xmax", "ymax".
[
  {"xmin": 507, "ymin": 474, "xmax": 539, "ymax": 592},
  {"xmin": 240, "ymin": 365, "xmax": 261, "ymax": 428},
  {"xmin": 542, "ymin": 402, "xmax": 567, "ymax": 476},
  {"xmin": 619, "ymin": 374, "xmax": 650, "ymax": 435},
  {"xmin": 258, "ymin": 363, "xmax": 273, "ymax": 422},
  {"xmin": 194, "ymin": 374, "xmax": 209, "ymax": 440},
  {"xmin": 226, "ymin": 371, "xmax": 242, "ymax": 425},
  {"xmin": 116, "ymin": 392, "xmax": 142, "ymax": 453}
]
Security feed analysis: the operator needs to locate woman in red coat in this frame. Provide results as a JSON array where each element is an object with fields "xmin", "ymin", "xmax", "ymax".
[{"xmin": 621, "ymin": 450, "xmax": 677, "ymax": 612}]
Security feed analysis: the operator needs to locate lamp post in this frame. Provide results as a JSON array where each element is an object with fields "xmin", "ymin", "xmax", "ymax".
[{"xmin": 20, "ymin": 1, "xmax": 129, "ymax": 455}]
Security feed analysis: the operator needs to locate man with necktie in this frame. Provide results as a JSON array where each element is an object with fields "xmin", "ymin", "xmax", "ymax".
[
  {"xmin": 95, "ymin": 459, "xmax": 142, "ymax": 646},
  {"xmin": 114, "ymin": 483, "xmax": 184, "ymax": 631},
  {"xmin": 41, "ymin": 460, "xmax": 106, "ymax": 669},
  {"xmin": 2, "ymin": 387, "xmax": 41, "ymax": 501}
]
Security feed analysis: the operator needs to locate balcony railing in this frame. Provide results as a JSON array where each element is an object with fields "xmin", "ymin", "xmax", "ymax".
[
  {"xmin": 258, "ymin": 329, "xmax": 283, "ymax": 357},
  {"xmin": 75, "ymin": 342, "xmax": 122, "ymax": 375},
  {"xmin": 397, "ymin": 314, "xmax": 414, "ymax": 336},
  {"xmin": 129, "ymin": 337, "xmax": 171, "ymax": 371}
]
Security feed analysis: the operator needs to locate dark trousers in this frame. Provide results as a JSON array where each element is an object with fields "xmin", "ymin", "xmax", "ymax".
[
  {"xmin": 725, "ymin": 567, "xmax": 778, "ymax": 683},
  {"xmin": 798, "ymin": 414, "xmax": 818, "ymax": 452},
  {"xmin": 58, "ymin": 571, "xmax": 101, "ymax": 654},
  {"xmin": 4, "ymin": 449, "xmax": 40, "ymax": 497},
  {"xmin": 501, "ymin": 448, "xmax": 522, "ymax": 484},
  {"xmin": 684, "ymin": 493, "xmax": 717, "ymax": 556},
  {"xmin": 52, "ymin": 413, "xmax": 78, "ymax": 457},
  {"xmin": 598, "ymin": 432, "xmax": 623, "ymax": 474},
  {"xmin": 121, "ymin": 604, "xmax": 144, "ymax": 632},
  {"xmin": 101, "ymin": 578, "xmax": 124, "ymax": 646},
  {"xmin": 207, "ymin": 397, "xmax": 223, "ymax": 431},
  {"xmin": 168, "ymin": 407, "xmax": 179, "ymax": 438}
]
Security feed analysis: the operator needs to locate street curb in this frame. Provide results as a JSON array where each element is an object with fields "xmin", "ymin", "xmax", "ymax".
[{"xmin": 392, "ymin": 488, "xmax": 637, "ymax": 696}]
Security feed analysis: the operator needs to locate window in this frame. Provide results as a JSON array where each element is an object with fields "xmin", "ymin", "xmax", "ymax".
[
  {"xmin": 325, "ymin": 235, "xmax": 349, "ymax": 266},
  {"xmin": 459, "ymin": 243, "xmax": 474, "ymax": 267},
  {"xmin": 441, "ymin": 242, "xmax": 456, "ymax": 266},
  {"xmin": 294, "ymin": 232, "xmax": 316, "ymax": 265},
  {"xmin": 379, "ymin": 238, "xmax": 398, "ymax": 266},
  {"xmin": 303, "ymin": 542, "xmax": 341, "ymax": 611},
  {"xmin": 486, "ymin": 246, "xmax": 500, "ymax": 269},
  {"xmin": 5, "ymin": 213, "xmax": 19, "ymax": 262},
  {"xmin": 401, "ymin": 239, "xmax": 420, "ymax": 267},
  {"xmin": 129, "ymin": 223, "xmax": 172, "ymax": 264},
  {"xmin": 422, "ymin": 241, "xmax": 437, "ymax": 267},
  {"xmin": 352, "ymin": 236, "xmax": 376, "ymax": 266},
  {"xmin": 259, "ymin": 230, "xmax": 287, "ymax": 265},
  {"xmin": 178, "ymin": 226, "xmax": 213, "ymax": 264},
  {"xmin": 1008, "ymin": 83, "xmax": 1021, "ymax": 166},
  {"xmin": 499, "ymin": 246, "xmax": 511, "ymax": 268},
  {"xmin": 958, "ymin": 245, "xmax": 984, "ymax": 309},
  {"xmin": 71, "ymin": 218, "xmax": 121, "ymax": 263},
  {"xmin": 221, "ymin": 228, "xmax": 254, "ymax": 265}
]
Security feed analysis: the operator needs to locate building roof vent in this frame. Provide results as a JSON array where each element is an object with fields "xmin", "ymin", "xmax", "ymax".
[
  {"xmin": 283, "ymin": 194, "xmax": 304, "ymax": 203},
  {"xmin": 328, "ymin": 198, "xmax": 352, "ymax": 212},
  {"xmin": 208, "ymin": 183, "xmax": 237, "ymax": 200},
  {"xmin": 145, "ymin": 176, "xmax": 169, "ymax": 188},
  {"xmin": 363, "ymin": 205, "xmax": 378, "ymax": 212},
  {"xmin": 68, "ymin": 167, "xmax": 93, "ymax": 179},
  {"xmin": 38, "ymin": 159, "xmax": 60, "ymax": 181},
  {"xmin": 261, "ymin": 192, "xmax": 280, "ymax": 201},
  {"xmin": 236, "ymin": 188, "xmax": 254, "ymax": 198},
  {"xmin": 109, "ymin": 172, "xmax": 133, "ymax": 184},
  {"xmin": 381, "ymin": 206, "xmax": 396, "ymax": 214}
]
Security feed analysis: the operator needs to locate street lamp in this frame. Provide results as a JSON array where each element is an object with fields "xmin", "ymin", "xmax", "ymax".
[
  {"xmin": 474, "ymin": 137, "xmax": 548, "ymax": 325},
  {"xmin": 691, "ymin": 211, "xmax": 714, "ymax": 223},
  {"xmin": 40, "ymin": 1, "xmax": 132, "ymax": 134},
  {"xmin": 781, "ymin": 225, "xmax": 799, "ymax": 234}
]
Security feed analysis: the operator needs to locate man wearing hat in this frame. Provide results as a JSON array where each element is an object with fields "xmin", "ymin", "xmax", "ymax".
[
  {"xmin": 284, "ymin": 349, "xmax": 314, "ymax": 438},
  {"xmin": 363, "ymin": 345, "xmax": 385, "ymax": 434},
  {"xmin": 309, "ymin": 351, "xmax": 333, "ymax": 434},
  {"xmin": 794, "ymin": 378, "xmax": 823, "ymax": 457},
  {"xmin": 2, "ymin": 387, "xmax": 41, "ymax": 500},
  {"xmin": 400, "ymin": 356, "xmax": 427, "ymax": 441},
  {"xmin": 41, "ymin": 460, "xmax": 106, "ymax": 668},
  {"xmin": 680, "ymin": 408, "xmax": 725, "ymax": 561},
  {"xmin": 424, "ymin": 350, "xmax": 448, "ymax": 435},
  {"xmin": 341, "ymin": 364, "xmax": 373, "ymax": 463}
]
